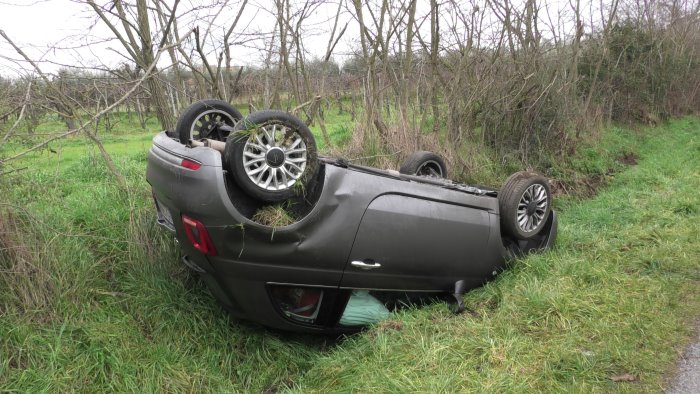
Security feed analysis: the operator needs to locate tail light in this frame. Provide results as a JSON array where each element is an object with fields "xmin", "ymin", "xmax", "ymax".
[
  {"xmin": 270, "ymin": 286, "xmax": 324, "ymax": 324},
  {"xmin": 181, "ymin": 159, "xmax": 201, "ymax": 170},
  {"xmin": 181, "ymin": 215, "xmax": 217, "ymax": 256}
]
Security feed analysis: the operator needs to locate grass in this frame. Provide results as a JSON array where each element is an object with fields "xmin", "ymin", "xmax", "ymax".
[
  {"xmin": 252, "ymin": 204, "xmax": 297, "ymax": 227},
  {"xmin": 13, "ymin": 111, "xmax": 163, "ymax": 136},
  {"xmin": 1, "ymin": 116, "xmax": 699, "ymax": 392},
  {"xmin": 3, "ymin": 103, "xmax": 351, "ymax": 141},
  {"xmin": 290, "ymin": 117, "xmax": 700, "ymax": 392}
]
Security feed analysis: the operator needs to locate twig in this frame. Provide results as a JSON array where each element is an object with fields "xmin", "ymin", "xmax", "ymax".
[
  {"xmin": 0, "ymin": 166, "xmax": 28, "ymax": 176},
  {"xmin": 0, "ymin": 104, "xmax": 22, "ymax": 122},
  {"xmin": 348, "ymin": 149, "xmax": 403, "ymax": 162},
  {"xmin": 1, "ymin": 80, "xmax": 32, "ymax": 144},
  {"xmin": 0, "ymin": 30, "xmax": 192, "ymax": 166},
  {"xmin": 292, "ymin": 95, "xmax": 321, "ymax": 113}
]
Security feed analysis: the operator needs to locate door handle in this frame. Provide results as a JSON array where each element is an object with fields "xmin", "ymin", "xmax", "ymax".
[{"xmin": 351, "ymin": 260, "xmax": 382, "ymax": 270}]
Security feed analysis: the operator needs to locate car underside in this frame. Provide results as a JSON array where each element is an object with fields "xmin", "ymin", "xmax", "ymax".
[{"xmin": 146, "ymin": 100, "xmax": 558, "ymax": 333}]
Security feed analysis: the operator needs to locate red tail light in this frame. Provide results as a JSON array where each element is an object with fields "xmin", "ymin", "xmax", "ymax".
[
  {"xmin": 181, "ymin": 215, "xmax": 217, "ymax": 256},
  {"xmin": 181, "ymin": 159, "xmax": 201, "ymax": 170}
]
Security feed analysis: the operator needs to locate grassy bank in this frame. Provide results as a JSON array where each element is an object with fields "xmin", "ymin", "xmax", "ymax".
[
  {"xmin": 291, "ymin": 117, "xmax": 700, "ymax": 392},
  {"xmin": 1, "ymin": 118, "xmax": 699, "ymax": 392}
]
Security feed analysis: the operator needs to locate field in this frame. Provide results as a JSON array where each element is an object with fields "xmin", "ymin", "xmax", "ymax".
[{"xmin": 1, "ymin": 115, "xmax": 699, "ymax": 392}]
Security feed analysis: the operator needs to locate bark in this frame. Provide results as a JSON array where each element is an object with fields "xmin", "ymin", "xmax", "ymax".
[
  {"xmin": 136, "ymin": 0, "xmax": 174, "ymax": 131},
  {"xmin": 401, "ymin": 0, "xmax": 418, "ymax": 117},
  {"xmin": 352, "ymin": 0, "xmax": 389, "ymax": 142},
  {"xmin": 430, "ymin": 0, "xmax": 440, "ymax": 135}
]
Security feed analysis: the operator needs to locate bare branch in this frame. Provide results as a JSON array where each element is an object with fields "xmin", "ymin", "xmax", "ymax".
[{"xmin": 0, "ymin": 31, "xmax": 192, "ymax": 166}]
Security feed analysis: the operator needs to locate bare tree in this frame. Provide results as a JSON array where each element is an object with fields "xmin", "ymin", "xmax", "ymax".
[
  {"xmin": 86, "ymin": 0, "xmax": 180, "ymax": 131},
  {"xmin": 351, "ymin": 0, "xmax": 390, "ymax": 143}
]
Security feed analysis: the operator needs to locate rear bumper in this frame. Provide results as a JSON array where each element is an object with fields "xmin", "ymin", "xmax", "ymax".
[{"xmin": 180, "ymin": 252, "xmax": 361, "ymax": 333}]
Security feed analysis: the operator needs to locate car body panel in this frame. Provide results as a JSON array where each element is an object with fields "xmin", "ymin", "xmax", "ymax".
[{"xmin": 341, "ymin": 194, "xmax": 500, "ymax": 290}]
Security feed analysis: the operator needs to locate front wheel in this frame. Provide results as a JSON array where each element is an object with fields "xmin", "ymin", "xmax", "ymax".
[
  {"xmin": 499, "ymin": 171, "xmax": 552, "ymax": 240},
  {"xmin": 224, "ymin": 110, "xmax": 319, "ymax": 203}
]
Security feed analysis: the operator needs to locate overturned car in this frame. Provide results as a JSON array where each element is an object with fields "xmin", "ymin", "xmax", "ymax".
[{"xmin": 146, "ymin": 100, "xmax": 557, "ymax": 333}]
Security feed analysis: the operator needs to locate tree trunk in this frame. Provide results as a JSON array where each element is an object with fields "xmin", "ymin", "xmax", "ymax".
[
  {"xmin": 137, "ymin": 0, "xmax": 175, "ymax": 131},
  {"xmin": 430, "ymin": 0, "xmax": 441, "ymax": 135}
]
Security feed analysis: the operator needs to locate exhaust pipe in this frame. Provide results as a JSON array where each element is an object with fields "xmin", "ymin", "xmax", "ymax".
[{"xmin": 190, "ymin": 139, "xmax": 226, "ymax": 153}]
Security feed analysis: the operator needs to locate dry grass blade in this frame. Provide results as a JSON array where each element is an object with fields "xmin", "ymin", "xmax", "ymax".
[
  {"xmin": 252, "ymin": 204, "xmax": 297, "ymax": 227},
  {"xmin": 610, "ymin": 373, "xmax": 637, "ymax": 382},
  {"xmin": 0, "ymin": 208, "xmax": 55, "ymax": 315}
]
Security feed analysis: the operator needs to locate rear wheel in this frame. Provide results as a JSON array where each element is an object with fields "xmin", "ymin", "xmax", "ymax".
[
  {"xmin": 175, "ymin": 99, "xmax": 243, "ymax": 143},
  {"xmin": 499, "ymin": 171, "xmax": 551, "ymax": 240},
  {"xmin": 399, "ymin": 151, "xmax": 448, "ymax": 178},
  {"xmin": 225, "ymin": 110, "xmax": 319, "ymax": 202}
]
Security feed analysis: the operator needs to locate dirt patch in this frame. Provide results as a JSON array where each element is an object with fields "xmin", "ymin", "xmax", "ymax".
[
  {"xmin": 550, "ymin": 173, "xmax": 608, "ymax": 198},
  {"xmin": 7, "ymin": 354, "xmax": 27, "ymax": 370},
  {"xmin": 376, "ymin": 320, "xmax": 404, "ymax": 332},
  {"xmin": 551, "ymin": 151, "xmax": 639, "ymax": 198},
  {"xmin": 617, "ymin": 152, "xmax": 638, "ymax": 165}
]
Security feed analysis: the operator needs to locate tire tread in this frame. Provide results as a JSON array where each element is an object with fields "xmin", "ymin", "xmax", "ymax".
[
  {"xmin": 399, "ymin": 151, "xmax": 448, "ymax": 178},
  {"xmin": 175, "ymin": 99, "xmax": 243, "ymax": 143},
  {"xmin": 499, "ymin": 171, "xmax": 551, "ymax": 239}
]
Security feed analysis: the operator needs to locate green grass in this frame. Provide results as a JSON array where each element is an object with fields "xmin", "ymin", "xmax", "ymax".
[
  {"xmin": 9, "ymin": 111, "xmax": 163, "ymax": 136},
  {"xmin": 1, "ymin": 104, "xmax": 353, "ymax": 154},
  {"xmin": 290, "ymin": 118, "xmax": 700, "ymax": 392},
  {"xmin": 252, "ymin": 204, "xmax": 297, "ymax": 227},
  {"xmin": 1, "ymin": 117, "xmax": 699, "ymax": 392}
]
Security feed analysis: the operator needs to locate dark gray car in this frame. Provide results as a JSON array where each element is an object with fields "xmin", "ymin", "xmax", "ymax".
[{"xmin": 146, "ymin": 101, "xmax": 557, "ymax": 333}]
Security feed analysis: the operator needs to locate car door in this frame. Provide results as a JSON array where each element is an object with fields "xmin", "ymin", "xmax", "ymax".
[{"xmin": 339, "ymin": 193, "xmax": 493, "ymax": 291}]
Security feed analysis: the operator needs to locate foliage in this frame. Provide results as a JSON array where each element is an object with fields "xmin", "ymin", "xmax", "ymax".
[
  {"xmin": 579, "ymin": 20, "xmax": 700, "ymax": 122},
  {"xmin": 1, "ymin": 117, "xmax": 699, "ymax": 392},
  {"xmin": 252, "ymin": 203, "xmax": 297, "ymax": 227},
  {"xmin": 293, "ymin": 118, "xmax": 700, "ymax": 392},
  {"xmin": 1, "ymin": 0, "xmax": 700, "ymax": 390}
]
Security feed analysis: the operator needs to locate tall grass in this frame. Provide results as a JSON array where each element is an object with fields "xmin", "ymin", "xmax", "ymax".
[
  {"xmin": 0, "ymin": 117, "xmax": 699, "ymax": 391},
  {"xmin": 0, "ymin": 208, "xmax": 55, "ymax": 315},
  {"xmin": 290, "ymin": 118, "xmax": 700, "ymax": 392}
]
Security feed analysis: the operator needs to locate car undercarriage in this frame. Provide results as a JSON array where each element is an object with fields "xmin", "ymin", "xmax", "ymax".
[{"xmin": 146, "ymin": 100, "xmax": 557, "ymax": 333}]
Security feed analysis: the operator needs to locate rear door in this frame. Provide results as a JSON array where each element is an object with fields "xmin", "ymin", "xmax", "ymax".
[{"xmin": 339, "ymin": 194, "xmax": 492, "ymax": 291}]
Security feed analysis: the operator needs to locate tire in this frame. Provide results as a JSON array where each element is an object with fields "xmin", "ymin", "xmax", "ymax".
[
  {"xmin": 399, "ymin": 151, "xmax": 448, "ymax": 178},
  {"xmin": 175, "ymin": 99, "xmax": 243, "ymax": 144},
  {"xmin": 224, "ymin": 110, "xmax": 319, "ymax": 203},
  {"xmin": 499, "ymin": 171, "xmax": 552, "ymax": 240}
]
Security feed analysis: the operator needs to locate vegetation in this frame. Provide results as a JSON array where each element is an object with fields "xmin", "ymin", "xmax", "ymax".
[
  {"xmin": 252, "ymin": 204, "xmax": 298, "ymax": 228},
  {"xmin": 1, "ymin": 0, "xmax": 699, "ymax": 392},
  {"xmin": 291, "ymin": 118, "xmax": 700, "ymax": 392},
  {"xmin": 3, "ymin": 1, "xmax": 699, "ymax": 173},
  {"xmin": 1, "ymin": 115, "xmax": 699, "ymax": 392}
]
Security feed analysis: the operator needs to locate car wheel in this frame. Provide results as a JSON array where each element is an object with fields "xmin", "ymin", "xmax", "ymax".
[
  {"xmin": 499, "ymin": 171, "xmax": 552, "ymax": 240},
  {"xmin": 176, "ymin": 99, "xmax": 243, "ymax": 144},
  {"xmin": 225, "ymin": 110, "xmax": 319, "ymax": 203},
  {"xmin": 399, "ymin": 151, "xmax": 448, "ymax": 178}
]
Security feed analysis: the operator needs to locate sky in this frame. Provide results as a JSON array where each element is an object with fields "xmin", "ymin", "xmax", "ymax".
[
  {"xmin": 0, "ymin": 0, "xmax": 105, "ymax": 76},
  {"xmin": 0, "ymin": 0, "xmax": 357, "ymax": 78},
  {"xmin": 0, "ymin": 0, "xmax": 591, "ymax": 79}
]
